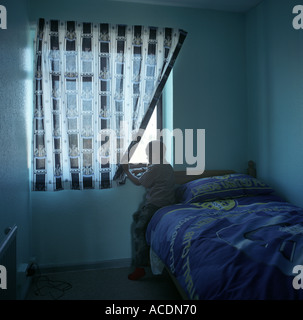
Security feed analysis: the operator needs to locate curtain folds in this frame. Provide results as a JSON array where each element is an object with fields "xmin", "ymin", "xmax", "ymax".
[{"xmin": 33, "ymin": 19, "xmax": 187, "ymax": 191}]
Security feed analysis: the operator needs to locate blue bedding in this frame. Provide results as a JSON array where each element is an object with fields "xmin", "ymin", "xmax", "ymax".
[{"xmin": 146, "ymin": 194, "xmax": 303, "ymax": 300}]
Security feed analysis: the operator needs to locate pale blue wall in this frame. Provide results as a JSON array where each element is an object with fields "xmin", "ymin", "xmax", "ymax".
[
  {"xmin": 246, "ymin": 0, "xmax": 303, "ymax": 207},
  {"xmin": 0, "ymin": 0, "xmax": 32, "ymax": 299},
  {"xmin": 173, "ymin": 10, "xmax": 247, "ymax": 172}
]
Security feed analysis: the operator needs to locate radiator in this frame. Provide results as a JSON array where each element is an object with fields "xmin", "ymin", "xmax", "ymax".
[{"xmin": 0, "ymin": 225, "xmax": 17, "ymax": 300}]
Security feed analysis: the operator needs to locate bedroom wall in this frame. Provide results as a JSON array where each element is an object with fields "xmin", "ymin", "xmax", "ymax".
[
  {"xmin": 246, "ymin": 0, "xmax": 303, "ymax": 207},
  {"xmin": 0, "ymin": 0, "xmax": 32, "ymax": 299},
  {"xmin": 28, "ymin": 0, "xmax": 247, "ymax": 268}
]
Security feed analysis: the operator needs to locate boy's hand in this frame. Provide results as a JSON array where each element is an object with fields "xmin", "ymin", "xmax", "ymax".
[
  {"xmin": 121, "ymin": 163, "xmax": 141, "ymax": 186},
  {"xmin": 131, "ymin": 168, "xmax": 145, "ymax": 175}
]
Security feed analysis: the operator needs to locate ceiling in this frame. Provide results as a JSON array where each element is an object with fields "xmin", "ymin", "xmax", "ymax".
[{"xmin": 108, "ymin": 0, "xmax": 264, "ymax": 12}]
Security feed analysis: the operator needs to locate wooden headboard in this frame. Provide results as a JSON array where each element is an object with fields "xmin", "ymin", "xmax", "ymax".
[
  {"xmin": 174, "ymin": 161, "xmax": 256, "ymax": 185},
  {"xmin": 174, "ymin": 170, "xmax": 235, "ymax": 185}
]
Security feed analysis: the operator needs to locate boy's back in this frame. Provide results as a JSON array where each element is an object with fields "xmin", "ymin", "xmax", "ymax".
[{"xmin": 139, "ymin": 164, "xmax": 175, "ymax": 207}]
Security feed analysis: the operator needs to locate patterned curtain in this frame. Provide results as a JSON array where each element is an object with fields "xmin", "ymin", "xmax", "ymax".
[{"xmin": 33, "ymin": 19, "xmax": 186, "ymax": 191}]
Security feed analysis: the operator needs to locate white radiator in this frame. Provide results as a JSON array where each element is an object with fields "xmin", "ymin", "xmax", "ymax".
[{"xmin": 0, "ymin": 225, "xmax": 17, "ymax": 300}]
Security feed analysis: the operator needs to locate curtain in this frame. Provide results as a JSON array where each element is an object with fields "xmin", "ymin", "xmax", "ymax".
[{"xmin": 33, "ymin": 19, "xmax": 187, "ymax": 191}]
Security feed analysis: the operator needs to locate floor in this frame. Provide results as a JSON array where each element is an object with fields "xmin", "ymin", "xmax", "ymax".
[{"xmin": 25, "ymin": 266, "xmax": 183, "ymax": 300}]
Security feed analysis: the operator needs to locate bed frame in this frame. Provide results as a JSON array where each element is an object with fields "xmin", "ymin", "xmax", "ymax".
[
  {"xmin": 174, "ymin": 169, "xmax": 235, "ymax": 185},
  {"xmin": 174, "ymin": 160, "xmax": 256, "ymax": 185}
]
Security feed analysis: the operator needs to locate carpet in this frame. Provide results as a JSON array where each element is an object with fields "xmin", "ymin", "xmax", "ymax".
[{"xmin": 25, "ymin": 266, "xmax": 182, "ymax": 300}]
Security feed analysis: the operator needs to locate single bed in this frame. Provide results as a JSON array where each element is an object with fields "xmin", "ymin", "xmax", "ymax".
[{"xmin": 146, "ymin": 165, "xmax": 303, "ymax": 300}]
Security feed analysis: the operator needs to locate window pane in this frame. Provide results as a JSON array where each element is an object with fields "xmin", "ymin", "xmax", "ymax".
[{"xmin": 130, "ymin": 107, "xmax": 157, "ymax": 163}]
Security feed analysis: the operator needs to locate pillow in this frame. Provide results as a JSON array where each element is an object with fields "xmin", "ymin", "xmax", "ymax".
[{"xmin": 175, "ymin": 173, "xmax": 274, "ymax": 204}]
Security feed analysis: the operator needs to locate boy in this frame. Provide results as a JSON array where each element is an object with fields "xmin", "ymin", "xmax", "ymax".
[{"xmin": 122, "ymin": 140, "xmax": 175, "ymax": 280}]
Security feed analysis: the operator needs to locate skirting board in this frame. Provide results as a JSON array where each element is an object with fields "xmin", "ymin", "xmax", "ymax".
[{"xmin": 38, "ymin": 258, "xmax": 132, "ymax": 274}]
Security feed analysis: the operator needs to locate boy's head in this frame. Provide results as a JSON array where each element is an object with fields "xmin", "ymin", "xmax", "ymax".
[{"xmin": 145, "ymin": 140, "xmax": 167, "ymax": 164}]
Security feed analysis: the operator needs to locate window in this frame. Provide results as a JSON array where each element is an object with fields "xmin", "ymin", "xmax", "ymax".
[
  {"xmin": 33, "ymin": 19, "xmax": 186, "ymax": 191},
  {"xmin": 129, "ymin": 100, "xmax": 162, "ymax": 164}
]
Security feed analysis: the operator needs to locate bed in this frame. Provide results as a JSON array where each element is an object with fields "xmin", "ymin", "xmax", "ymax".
[{"xmin": 145, "ymin": 166, "xmax": 303, "ymax": 300}]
